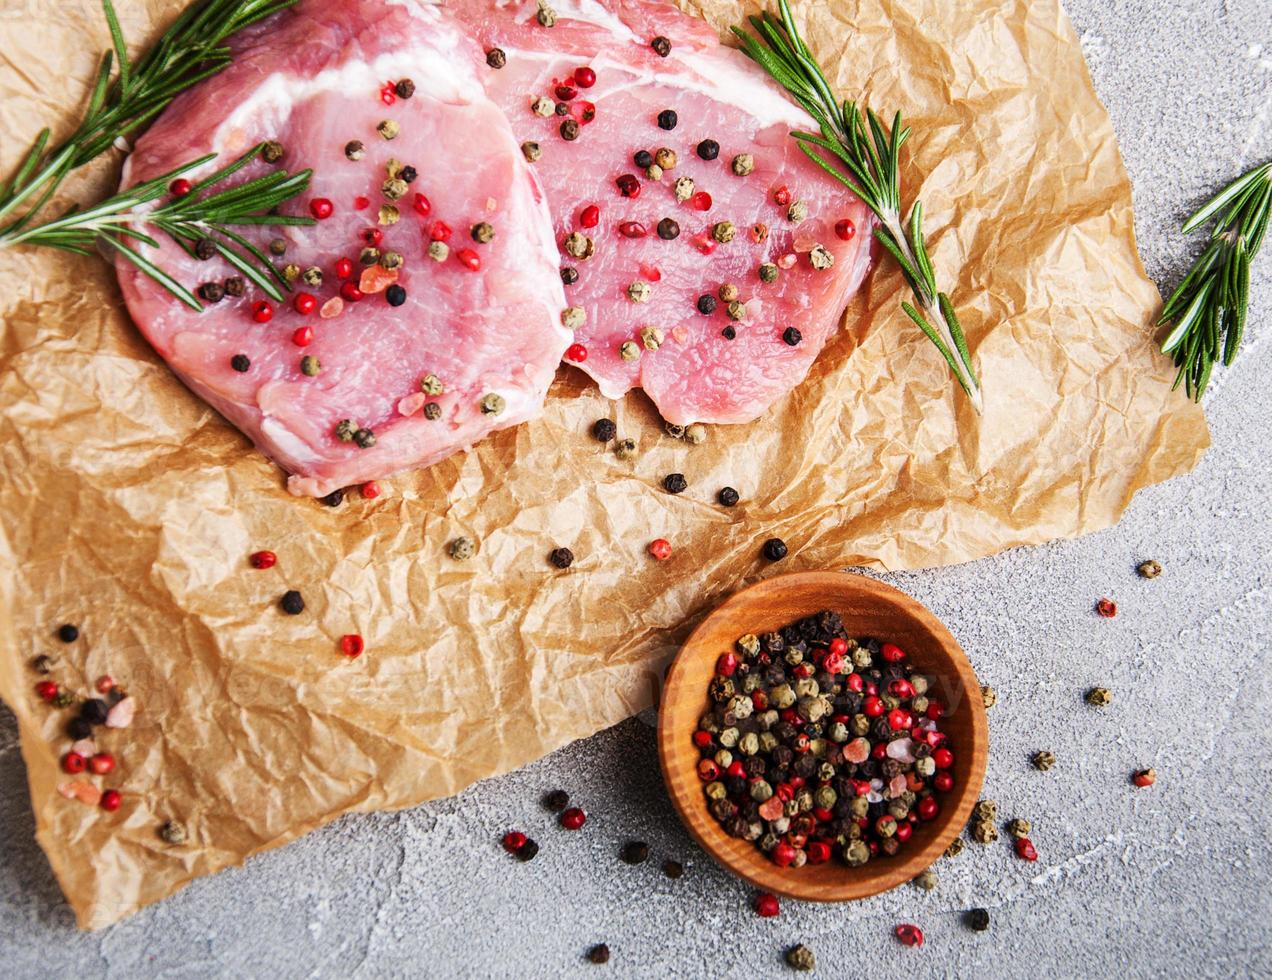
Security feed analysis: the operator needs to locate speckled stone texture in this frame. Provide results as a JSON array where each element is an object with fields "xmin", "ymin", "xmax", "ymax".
[{"xmin": 1, "ymin": 0, "xmax": 1269, "ymax": 975}]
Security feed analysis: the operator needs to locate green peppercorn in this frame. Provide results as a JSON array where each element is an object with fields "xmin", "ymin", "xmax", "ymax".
[
  {"xmin": 261, "ymin": 140, "xmax": 285, "ymax": 163},
  {"xmin": 981, "ymin": 684, "xmax": 998, "ymax": 708},
  {"xmin": 522, "ymin": 141, "xmax": 542, "ymax": 163},
  {"xmin": 428, "ymin": 241, "xmax": 449, "ymax": 262},
  {"xmin": 300, "ymin": 355, "xmax": 320, "ymax": 377},
  {"xmin": 1137, "ymin": 559, "xmax": 1162, "ymax": 578},
  {"xmin": 809, "ymin": 244, "xmax": 835, "ymax": 270},
  {"xmin": 377, "ymin": 119, "xmax": 400, "ymax": 140},
  {"xmin": 974, "ymin": 799, "xmax": 998, "ymax": 822},
  {"xmin": 640, "ymin": 326, "xmax": 664, "ymax": 351},
  {"xmin": 654, "ymin": 147, "xmax": 677, "ymax": 170},
  {"xmin": 379, "ymin": 250, "xmax": 403, "ymax": 271},
  {"xmin": 944, "ymin": 837, "xmax": 965, "ymax": 858},
  {"xmin": 378, "ymin": 204, "xmax": 400, "ymax": 226},
  {"xmin": 449, "ymin": 536, "xmax": 475, "ymax": 561},
  {"xmin": 382, "ymin": 177, "xmax": 408, "ymax": 200},
  {"xmin": 282, "ymin": 263, "xmax": 300, "ymax": 282},
  {"xmin": 471, "ymin": 222, "xmax": 495, "ymax": 244},
  {"xmin": 759, "ymin": 262, "xmax": 779, "ymax": 283},
  {"xmin": 674, "ymin": 176, "xmax": 695, "ymax": 201},
  {"xmin": 971, "ymin": 820, "xmax": 998, "ymax": 844},
  {"xmin": 787, "ymin": 200, "xmax": 808, "ymax": 222},
  {"xmin": 52, "ymin": 691, "xmax": 76, "ymax": 708},
  {"xmin": 359, "ymin": 246, "xmax": 380, "ymax": 266},
  {"xmin": 713, "ymin": 223, "xmax": 735, "ymax": 246},
  {"xmin": 726, "ymin": 300, "xmax": 746, "ymax": 321},
  {"xmin": 615, "ymin": 437, "xmax": 637, "ymax": 460},
  {"xmin": 159, "ymin": 820, "xmax": 188, "ymax": 844},
  {"xmin": 627, "ymin": 281, "xmax": 652, "ymax": 303},
  {"xmin": 731, "ymin": 153, "xmax": 755, "ymax": 176},
  {"xmin": 536, "ymin": 1, "xmax": 556, "ymax": 27},
  {"xmin": 1086, "ymin": 687, "xmax": 1112, "ymax": 707},
  {"xmin": 335, "ymin": 419, "xmax": 357, "ymax": 442},
  {"xmin": 785, "ymin": 945, "xmax": 815, "ymax": 972},
  {"xmin": 1032, "ymin": 750, "xmax": 1056, "ymax": 771},
  {"xmin": 1007, "ymin": 817, "xmax": 1031, "ymax": 838},
  {"xmin": 480, "ymin": 393, "xmax": 506, "ymax": 416},
  {"xmin": 914, "ymin": 869, "xmax": 938, "ymax": 891},
  {"xmin": 303, "ymin": 266, "xmax": 323, "ymax": 287}
]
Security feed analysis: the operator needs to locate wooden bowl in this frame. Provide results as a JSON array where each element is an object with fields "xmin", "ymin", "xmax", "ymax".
[{"xmin": 658, "ymin": 571, "xmax": 987, "ymax": 902}]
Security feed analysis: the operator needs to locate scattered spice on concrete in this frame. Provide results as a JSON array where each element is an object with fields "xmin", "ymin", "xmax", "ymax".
[
  {"xmin": 1032, "ymin": 750, "xmax": 1056, "ymax": 771},
  {"xmin": 944, "ymin": 837, "xmax": 965, "ymax": 858},
  {"xmin": 1006, "ymin": 817, "xmax": 1031, "ymax": 838},
  {"xmin": 620, "ymin": 841, "xmax": 649, "ymax": 865},
  {"xmin": 1086, "ymin": 687, "xmax": 1112, "ymax": 707},
  {"xmin": 1132, "ymin": 767, "xmax": 1157, "ymax": 787},
  {"xmin": 755, "ymin": 892, "xmax": 780, "ymax": 917},
  {"xmin": 662, "ymin": 859, "xmax": 684, "ymax": 879},
  {"xmin": 1095, "ymin": 597, "xmax": 1117, "ymax": 618},
  {"xmin": 914, "ymin": 869, "xmax": 939, "ymax": 891},
  {"xmin": 560, "ymin": 806, "xmax": 586, "ymax": 830},
  {"xmin": 586, "ymin": 944, "xmax": 610, "ymax": 965},
  {"xmin": 1137, "ymin": 559, "xmax": 1162, "ymax": 579},
  {"xmin": 544, "ymin": 789, "xmax": 570, "ymax": 811},
  {"xmin": 785, "ymin": 945, "xmax": 815, "ymax": 971},
  {"xmin": 966, "ymin": 908, "xmax": 990, "ymax": 932},
  {"xmin": 895, "ymin": 924, "xmax": 924, "ymax": 947},
  {"xmin": 980, "ymin": 685, "xmax": 997, "ymax": 708}
]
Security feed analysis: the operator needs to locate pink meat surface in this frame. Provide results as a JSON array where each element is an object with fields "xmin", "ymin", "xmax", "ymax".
[
  {"xmin": 448, "ymin": 0, "xmax": 875, "ymax": 424},
  {"xmin": 117, "ymin": 0, "xmax": 569, "ymax": 497}
]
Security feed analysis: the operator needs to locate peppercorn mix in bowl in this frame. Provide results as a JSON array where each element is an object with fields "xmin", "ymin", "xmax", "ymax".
[{"xmin": 658, "ymin": 572, "xmax": 988, "ymax": 902}]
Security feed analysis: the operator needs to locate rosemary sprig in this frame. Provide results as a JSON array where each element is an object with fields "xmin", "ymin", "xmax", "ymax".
[
  {"xmin": 1158, "ymin": 160, "xmax": 1269, "ymax": 401},
  {"xmin": 733, "ymin": 0, "xmax": 982, "ymax": 413},
  {"xmin": 0, "ymin": 0, "xmax": 308, "ymax": 310}
]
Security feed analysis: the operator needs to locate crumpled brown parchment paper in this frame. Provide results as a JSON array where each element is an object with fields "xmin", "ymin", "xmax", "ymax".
[{"xmin": 0, "ymin": 0, "xmax": 1208, "ymax": 928}]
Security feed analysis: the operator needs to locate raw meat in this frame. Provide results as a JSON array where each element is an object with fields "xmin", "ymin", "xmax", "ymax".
[
  {"xmin": 447, "ymin": 0, "xmax": 875, "ymax": 424},
  {"xmin": 117, "ymin": 0, "xmax": 569, "ymax": 497}
]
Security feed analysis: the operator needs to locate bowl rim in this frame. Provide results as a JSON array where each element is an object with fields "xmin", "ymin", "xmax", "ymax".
[{"xmin": 657, "ymin": 569, "xmax": 988, "ymax": 902}]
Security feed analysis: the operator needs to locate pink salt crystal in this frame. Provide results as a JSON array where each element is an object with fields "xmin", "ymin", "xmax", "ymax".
[
  {"xmin": 777, "ymin": 252, "xmax": 797, "ymax": 270},
  {"xmin": 886, "ymin": 738, "xmax": 916, "ymax": 763},
  {"xmin": 398, "ymin": 392, "xmax": 426, "ymax": 417},
  {"xmin": 358, "ymin": 264, "xmax": 398, "ymax": 294},
  {"xmin": 758, "ymin": 796, "xmax": 784, "ymax": 821},
  {"xmin": 671, "ymin": 326, "xmax": 689, "ymax": 345},
  {"xmin": 71, "ymin": 738, "xmax": 96, "ymax": 757},
  {"xmin": 58, "ymin": 781, "xmax": 102, "ymax": 806},
  {"xmin": 843, "ymin": 737, "xmax": 870, "ymax": 764},
  {"xmin": 887, "ymin": 773, "xmax": 908, "ymax": 799},
  {"xmin": 320, "ymin": 296, "xmax": 344, "ymax": 318},
  {"xmin": 105, "ymin": 695, "xmax": 135, "ymax": 728}
]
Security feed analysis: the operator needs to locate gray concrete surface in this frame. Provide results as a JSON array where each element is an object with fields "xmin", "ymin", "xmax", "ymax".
[{"xmin": 2, "ymin": 1, "xmax": 1270, "ymax": 976}]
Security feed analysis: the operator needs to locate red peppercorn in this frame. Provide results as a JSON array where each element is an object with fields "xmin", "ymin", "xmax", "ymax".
[
  {"xmin": 335, "ymin": 257, "xmax": 353, "ymax": 279},
  {"xmin": 689, "ymin": 190, "xmax": 712, "ymax": 211},
  {"xmin": 871, "ymin": 742, "xmax": 888, "ymax": 760},
  {"xmin": 875, "ymin": 815, "xmax": 897, "ymax": 836},
  {"xmin": 361, "ymin": 228, "xmax": 383, "ymax": 247},
  {"xmin": 933, "ymin": 772, "xmax": 954, "ymax": 792},
  {"xmin": 413, "ymin": 193, "xmax": 432, "ymax": 217},
  {"xmin": 690, "ymin": 231, "xmax": 716, "ymax": 255},
  {"xmin": 864, "ymin": 681, "xmax": 878, "ymax": 696},
  {"xmin": 807, "ymin": 840, "xmax": 831, "ymax": 864},
  {"xmin": 771, "ymin": 842, "xmax": 796, "ymax": 867},
  {"xmin": 692, "ymin": 729, "xmax": 712, "ymax": 749},
  {"xmin": 926, "ymin": 700, "xmax": 945, "ymax": 720},
  {"xmin": 555, "ymin": 82, "xmax": 578, "ymax": 101},
  {"xmin": 845, "ymin": 672, "xmax": 864, "ymax": 692},
  {"xmin": 340, "ymin": 634, "xmax": 365, "ymax": 658},
  {"xmin": 726, "ymin": 760, "xmax": 746, "ymax": 778},
  {"xmin": 1132, "ymin": 768, "xmax": 1156, "ymax": 787},
  {"xmin": 812, "ymin": 807, "xmax": 833, "ymax": 823},
  {"xmin": 354, "ymin": 196, "xmax": 370, "ymax": 210},
  {"xmin": 250, "ymin": 550, "xmax": 277, "ymax": 569},
  {"xmin": 95, "ymin": 675, "xmax": 115, "ymax": 694},
  {"xmin": 309, "ymin": 198, "xmax": 334, "ymax": 219},
  {"xmin": 169, "ymin": 177, "xmax": 193, "ymax": 197},
  {"xmin": 863, "ymin": 695, "xmax": 884, "ymax": 717},
  {"xmin": 36, "ymin": 680, "xmax": 58, "ymax": 702},
  {"xmin": 932, "ymin": 747, "xmax": 954, "ymax": 769},
  {"xmin": 649, "ymin": 538, "xmax": 672, "ymax": 560},
  {"xmin": 62, "ymin": 752, "xmax": 86, "ymax": 774},
  {"xmin": 889, "ymin": 678, "xmax": 915, "ymax": 699},
  {"xmin": 1096, "ymin": 597, "xmax": 1117, "ymax": 618},
  {"xmin": 835, "ymin": 218, "xmax": 857, "ymax": 240},
  {"xmin": 100, "ymin": 789, "xmax": 122, "ymax": 812},
  {"xmin": 697, "ymin": 759, "xmax": 720, "ymax": 781},
  {"xmin": 887, "ymin": 708, "xmax": 912, "ymax": 731},
  {"xmin": 456, "ymin": 248, "xmax": 481, "ymax": 271},
  {"xmin": 565, "ymin": 343, "xmax": 587, "ymax": 363},
  {"xmin": 829, "ymin": 637, "xmax": 847, "ymax": 656},
  {"xmin": 881, "ymin": 642, "xmax": 905, "ymax": 662},
  {"xmin": 89, "ymin": 752, "xmax": 115, "ymax": 775},
  {"xmin": 580, "ymin": 204, "xmax": 600, "ymax": 228},
  {"xmin": 361, "ymin": 482, "xmax": 380, "ymax": 499},
  {"xmin": 292, "ymin": 326, "xmax": 314, "ymax": 347},
  {"xmin": 430, "ymin": 221, "xmax": 453, "ymax": 242},
  {"xmin": 895, "ymin": 924, "xmax": 924, "ymax": 947},
  {"xmin": 792, "ymin": 662, "xmax": 814, "ymax": 679},
  {"xmin": 573, "ymin": 66, "xmax": 596, "ymax": 88},
  {"xmin": 852, "ymin": 779, "xmax": 872, "ymax": 797},
  {"xmin": 755, "ymin": 892, "xmax": 780, "ymax": 918},
  {"xmin": 560, "ymin": 806, "xmax": 586, "ymax": 830},
  {"xmin": 379, "ymin": 82, "xmax": 396, "ymax": 106},
  {"xmin": 575, "ymin": 100, "xmax": 597, "ymax": 124},
  {"xmin": 616, "ymin": 174, "xmax": 640, "ymax": 198},
  {"xmin": 1015, "ymin": 837, "xmax": 1038, "ymax": 861},
  {"xmin": 340, "ymin": 282, "xmax": 363, "ymax": 302},
  {"xmin": 502, "ymin": 830, "xmax": 527, "ymax": 853},
  {"xmin": 294, "ymin": 292, "xmax": 317, "ymax": 315},
  {"xmin": 251, "ymin": 301, "xmax": 273, "ymax": 323},
  {"xmin": 895, "ymin": 821, "xmax": 913, "ymax": 843},
  {"xmin": 917, "ymin": 796, "xmax": 939, "ymax": 820},
  {"xmin": 716, "ymin": 652, "xmax": 738, "ymax": 676},
  {"xmin": 773, "ymin": 185, "xmax": 791, "ymax": 206}
]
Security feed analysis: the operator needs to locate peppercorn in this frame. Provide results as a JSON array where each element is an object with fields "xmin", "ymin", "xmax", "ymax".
[
  {"xmin": 656, "ymin": 108, "xmax": 678, "ymax": 130},
  {"xmin": 198, "ymin": 281, "xmax": 225, "ymax": 303},
  {"xmin": 399, "ymin": 165, "xmax": 417, "ymax": 184},
  {"xmin": 641, "ymin": 326, "xmax": 664, "ymax": 351},
  {"xmin": 1007, "ymin": 817, "xmax": 1031, "ymax": 838},
  {"xmin": 712, "ymin": 221, "xmax": 735, "ymax": 244},
  {"xmin": 783, "ymin": 327, "xmax": 802, "ymax": 347},
  {"xmin": 450, "ymin": 537, "xmax": 476, "ymax": 561},
  {"xmin": 966, "ymin": 908, "xmax": 990, "ymax": 932},
  {"xmin": 194, "ymin": 238, "xmax": 217, "ymax": 260},
  {"xmin": 914, "ymin": 869, "xmax": 938, "ymax": 891},
  {"xmin": 696, "ymin": 294, "xmax": 717, "ymax": 315},
  {"xmin": 721, "ymin": 326, "xmax": 736, "ymax": 340},
  {"xmin": 394, "ymin": 78, "xmax": 415, "ymax": 99},
  {"xmin": 717, "ymin": 487, "xmax": 739, "ymax": 507},
  {"xmin": 560, "ymin": 119, "xmax": 580, "ymax": 141},
  {"xmin": 561, "ymin": 306, "xmax": 586, "ymax": 329},
  {"xmin": 31, "ymin": 654, "xmax": 54, "ymax": 674},
  {"xmin": 759, "ymin": 263, "xmax": 779, "ymax": 284},
  {"xmin": 323, "ymin": 488, "xmax": 345, "ymax": 507},
  {"xmin": 591, "ymin": 418, "xmax": 616, "ymax": 442},
  {"xmin": 664, "ymin": 473, "xmax": 688, "ymax": 494},
  {"xmin": 470, "ymin": 222, "xmax": 495, "ymax": 245},
  {"xmin": 615, "ymin": 437, "xmax": 638, "ymax": 460},
  {"xmin": 620, "ymin": 840, "xmax": 649, "ymax": 865},
  {"xmin": 619, "ymin": 341, "xmax": 640, "ymax": 362},
  {"xmin": 531, "ymin": 96, "xmax": 554, "ymax": 117},
  {"xmin": 808, "ymin": 244, "xmax": 835, "ymax": 270},
  {"xmin": 58, "ymin": 623, "xmax": 80, "ymax": 643},
  {"xmin": 785, "ymin": 945, "xmax": 815, "ymax": 972},
  {"xmin": 385, "ymin": 284, "xmax": 407, "ymax": 308},
  {"xmin": 945, "ymin": 837, "xmax": 965, "ymax": 858},
  {"xmin": 980, "ymin": 684, "xmax": 997, "ymax": 708},
  {"xmin": 538, "ymin": 792, "xmax": 571, "ymax": 818},
  {"xmin": 651, "ymin": 35, "xmax": 671, "ymax": 57},
  {"xmin": 1132, "ymin": 767, "xmax": 1157, "ymax": 787},
  {"xmin": 377, "ymin": 119, "xmax": 399, "ymax": 140},
  {"xmin": 522, "ymin": 141, "xmax": 542, "ymax": 162},
  {"xmin": 564, "ymin": 232, "xmax": 593, "ymax": 259},
  {"xmin": 1137, "ymin": 559, "xmax": 1162, "ymax": 579},
  {"xmin": 627, "ymin": 281, "xmax": 652, "ymax": 303},
  {"xmin": 787, "ymin": 200, "xmax": 808, "ymax": 222},
  {"xmin": 517, "ymin": 838, "xmax": 540, "ymax": 861},
  {"xmin": 159, "ymin": 820, "xmax": 188, "ymax": 845},
  {"xmin": 359, "ymin": 246, "xmax": 381, "ymax": 266},
  {"xmin": 536, "ymin": 1, "xmax": 556, "ymax": 26},
  {"xmin": 971, "ymin": 820, "xmax": 998, "ymax": 844},
  {"xmin": 657, "ymin": 217, "xmax": 680, "ymax": 240},
  {"xmin": 382, "ymin": 177, "xmax": 408, "ymax": 201},
  {"xmin": 696, "ymin": 139, "xmax": 719, "ymax": 160},
  {"xmin": 762, "ymin": 538, "xmax": 788, "ymax": 561},
  {"xmin": 280, "ymin": 590, "xmax": 305, "ymax": 615},
  {"xmin": 80, "ymin": 698, "xmax": 109, "ymax": 725},
  {"xmin": 1095, "ymin": 597, "xmax": 1117, "ymax": 618},
  {"xmin": 224, "ymin": 276, "xmax": 246, "ymax": 297},
  {"xmin": 423, "ymin": 402, "xmax": 441, "ymax": 421},
  {"xmin": 560, "ymin": 806, "xmax": 586, "ymax": 829},
  {"xmin": 268, "ymin": 237, "xmax": 287, "ymax": 256},
  {"xmin": 379, "ymin": 251, "xmax": 403, "ymax": 271},
  {"xmin": 345, "ymin": 139, "xmax": 365, "ymax": 160},
  {"xmin": 662, "ymin": 859, "xmax": 683, "ymax": 879},
  {"xmin": 586, "ymin": 944, "xmax": 609, "ymax": 965},
  {"xmin": 645, "ymin": 163, "xmax": 664, "ymax": 181},
  {"xmin": 1030, "ymin": 749, "xmax": 1056, "ymax": 771},
  {"xmin": 353, "ymin": 428, "xmax": 376, "ymax": 449},
  {"xmin": 1086, "ymin": 687, "xmax": 1112, "ymax": 707},
  {"xmin": 67, "ymin": 717, "xmax": 93, "ymax": 740},
  {"xmin": 673, "ymin": 176, "xmax": 695, "ymax": 202},
  {"xmin": 684, "ymin": 423, "xmax": 706, "ymax": 445},
  {"xmin": 632, "ymin": 149, "xmax": 654, "ymax": 169},
  {"xmin": 549, "ymin": 547, "xmax": 574, "ymax": 569},
  {"xmin": 486, "ymin": 47, "xmax": 507, "ymax": 68}
]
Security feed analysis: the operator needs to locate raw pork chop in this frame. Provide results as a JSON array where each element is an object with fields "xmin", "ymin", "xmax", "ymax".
[
  {"xmin": 117, "ymin": 0, "xmax": 569, "ymax": 497},
  {"xmin": 447, "ymin": 0, "xmax": 875, "ymax": 424}
]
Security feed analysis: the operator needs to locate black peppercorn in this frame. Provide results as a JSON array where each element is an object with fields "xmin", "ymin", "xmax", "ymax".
[
  {"xmin": 587, "ymin": 944, "xmax": 610, "ymax": 965},
  {"xmin": 783, "ymin": 326, "xmax": 802, "ymax": 346},
  {"xmin": 651, "ymin": 35, "xmax": 671, "ymax": 57},
  {"xmin": 385, "ymin": 284, "xmax": 407, "ymax": 307},
  {"xmin": 662, "ymin": 859, "xmax": 684, "ymax": 879},
  {"xmin": 268, "ymin": 237, "xmax": 287, "ymax": 256},
  {"xmin": 194, "ymin": 238, "xmax": 216, "ymax": 260},
  {"xmin": 399, "ymin": 165, "xmax": 417, "ymax": 183},
  {"xmin": 718, "ymin": 486, "xmax": 739, "ymax": 507},
  {"xmin": 544, "ymin": 789, "xmax": 570, "ymax": 811},
  {"xmin": 592, "ymin": 418, "xmax": 616, "ymax": 442},
  {"xmin": 657, "ymin": 109, "xmax": 677, "ymax": 130},
  {"xmin": 516, "ymin": 838, "xmax": 540, "ymax": 861},
  {"xmin": 721, "ymin": 326, "xmax": 736, "ymax": 340},
  {"xmin": 560, "ymin": 119, "xmax": 580, "ymax": 140},
  {"xmin": 620, "ymin": 840, "xmax": 649, "ymax": 865},
  {"xmin": 57, "ymin": 623, "xmax": 79, "ymax": 643},
  {"xmin": 353, "ymin": 428, "xmax": 376, "ymax": 449},
  {"xmin": 67, "ymin": 717, "xmax": 93, "ymax": 741},
  {"xmin": 966, "ymin": 908, "xmax": 990, "ymax": 931},
  {"xmin": 394, "ymin": 78, "xmax": 415, "ymax": 99},
  {"xmin": 280, "ymin": 590, "xmax": 305, "ymax": 615},
  {"xmin": 663, "ymin": 473, "xmax": 688, "ymax": 494},
  {"xmin": 657, "ymin": 218, "xmax": 680, "ymax": 240},
  {"xmin": 323, "ymin": 488, "xmax": 345, "ymax": 507},
  {"xmin": 633, "ymin": 149, "xmax": 653, "ymax": 169},
  {"xmin": 230, "ymin": 354, "xmax": 250, "ymax": 373},
  {"xmin": 696, "ymin": 294, "xmax": 717, "ymax": 315},
  {"xmin": 696, "ymin": 139, "xmax": 719, "ymax": 160},
  {"xmin": 561, "ymin": 266, "xmax": 579, "ymax": 285},
  {"xmin": 198, "ymin": 281, "xmax": 225, "ymax": 303},
  {"xmin": 486, "ymin": 47, "xmax": 507, "ymax": 69},
  {"xmin": 80, "ymin": 698, "xmax": 109, "ymax": 725},
  {"xmin": 223, "ymin": 276, "xmax": 246, "ymax": 297},
  {"xmin": 32, "ymin": 654, "xmax": 54, "ymax": 674},
  {"xmin": 762, "ymin": 537, "xmax": 788, "ymax": 561},
  {"xmin": 549, "ymin": 547, "xmax": 575, "ymax": 569},
  {"xmin": 555, "ymin": 101, "xmax": 570, "ymax": 116}
]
